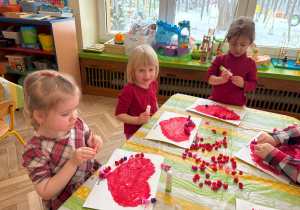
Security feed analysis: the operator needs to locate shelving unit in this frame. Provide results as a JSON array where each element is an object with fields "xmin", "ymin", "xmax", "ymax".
[{"xmin": 0, "ymin": 16, "xmax": 81, "ymax": 86}]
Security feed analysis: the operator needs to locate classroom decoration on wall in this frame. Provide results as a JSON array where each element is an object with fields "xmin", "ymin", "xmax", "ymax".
[
  {"xmin": 234, "ymin": 131, "xmax": 291, "ymax": 184},
  {"xmin": 186, "ymin": 98, "xmax": 247, "ymax": 126},
  {"xmin": 83, "ymin": 149, "xmax": 164, "ymax": 210},
  {"xmin": 145, "ymin": 111, "xmax": 202, "ymax": 148},
  {"xmin": 236, "ymin": 198, "xmax": 279, "ymax": 210}
]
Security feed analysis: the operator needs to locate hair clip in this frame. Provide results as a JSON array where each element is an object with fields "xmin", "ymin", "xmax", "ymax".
[
  {"xmin": 50, "ymin": 73, "xmax": 55, "ymax": 77},
  {"xmin": 37, "ymin": 71, "xmax": 45, "ymax": 76},
  {"xmin": 239, "ymin": 23, "xmax": 245, "ymax": 29}
]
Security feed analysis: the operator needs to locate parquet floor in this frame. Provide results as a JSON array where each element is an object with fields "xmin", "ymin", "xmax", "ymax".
[{"xmin": 0, "ymin": 94, "xmax": 127, "ymax": 210}]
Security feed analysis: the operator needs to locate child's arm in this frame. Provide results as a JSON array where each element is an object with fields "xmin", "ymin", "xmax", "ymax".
[
  {"xmin": 270, "ymin": 126, "xmax": 300, "ymax": 146},
  {"xmin": 254, "ymin": 143, "xmax": 300, "ymax": 183},
  {"xmin": 116, "ymin": 112, "xmax": 150, "ymax": 125},
  {"xmin": 34, "ymin": 147, "xmax": 96, "ymax": 200},
  {"xmin": 242, "ymin": 61, "xmax": 258, "ymax": 92}
]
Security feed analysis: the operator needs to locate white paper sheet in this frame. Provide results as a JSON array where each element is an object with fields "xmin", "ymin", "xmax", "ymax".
[
  {"xmin": 186, "ymin": 98, "xmax": 247, "ymax": 125},
  {"xmin": 236, "ymin": 198, "xmax": 279, "ymax": 210},
  {"xmin": 234, "ymin": 131, "xmax": 290, "ymax": 184},
  {"xmin": 83, "ymin": 149, "xmax": 164, "ymax": 210},
  {"xmin": 145, "ymin": 111, "xmax": 202, "ymax": 148}
]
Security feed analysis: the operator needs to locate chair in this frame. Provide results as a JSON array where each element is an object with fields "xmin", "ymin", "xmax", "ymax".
[
  {"xmin": 0, "ymin": 63, "xmax": 7, "ymax": 78},
  {"xmin": 0, "ymin": 100, "xmax": 25, "ymax": 145}
]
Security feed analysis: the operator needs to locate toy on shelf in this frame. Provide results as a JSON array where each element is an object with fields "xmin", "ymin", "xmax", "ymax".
[
  {"xmin": 114, "ymin": 32, "xmax": 124, "ymax": 45},
  {"xmin": 247, "ymin": 43, "xmax": 271, "ymax": 70},
  {"xmin": 199, "ymin": 28, "xmax": 215, "ymax": 63},
  {"xmin": 215, "ymin": 38, "xmax": 223, "ymax": 56},
  {"xmin": 39, "ymin": 4, "xmax": 73, "ymax": 17},
  {"xmin": 154, "ymin": 20, "xmax": 195, "ymax": 58},
  {"xmin": 272, "ymin": 35, "xmax": 300, "ymax": 70},
  {"xmin": 191, "ymin": 42, "xmax": 201, "ymax": 59}
]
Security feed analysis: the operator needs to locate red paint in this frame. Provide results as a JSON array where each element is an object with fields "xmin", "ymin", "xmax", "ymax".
[
  {"xmin": 159, "ymin": 117, "xmax": 191, "ymax": 142},
  {"xmin": 194, "ymin": 104, "xmax": 241, "ymax": 120},
  {"xmin": 107, "ymin": 157, "xmax": 155, "ymax": 207}
]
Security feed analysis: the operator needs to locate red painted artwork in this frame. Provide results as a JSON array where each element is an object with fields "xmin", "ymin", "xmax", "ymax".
[
  {"xmin": 250, "ymin": 140, "xmax": 300, "ymax": 176},
  {"xmin": 159, "ymin": 117, "xmax": 191, "ymax": 142},
  {"xmin": 194, "ymin": 104, "xmax": 241, "ymax": 120},
  {"xmin": 107, "ymin": 157, "xmax": 155, "ymax": 207}
]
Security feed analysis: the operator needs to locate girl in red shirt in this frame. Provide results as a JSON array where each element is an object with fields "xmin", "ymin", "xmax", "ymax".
[
  {"xmin": 206, "ymin": 17, "xmax": 258, "ymax": 106},
  {"xmin": 115, "ymin": 45, "xmax": 159, "ymax": 139}
]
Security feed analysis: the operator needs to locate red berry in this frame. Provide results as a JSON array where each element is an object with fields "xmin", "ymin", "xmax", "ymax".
[
  {"xmin": 199, "ymin": 182, "xmax": 203, "ymax": 187},
  {"xmin": 234, "ymin": 177, "xmax": 239, "ymax": 183},
  {"xmin": 200, "ymin": 137, "xmax": 204, "ymax": 141},
  {"xmin": 135, "ymin": 154, "xmax": 140, "ymax": 157},
  {"xmin": 232, "ymin": 171, "xmax": 237, "ymax": 175},
  {"xmin": 202, "ymin": 148, "xmax": 205, "ymax": 152},
  {"xmin": 141, "ymin": 153, "xmax": 144, "ymax": 157},
  {"xmin": 194, "ymin": 174, "xmax": 200, "ymax": 179},
  {"xmin": 215, "ymin": 146, "xmax": 219, "ymax": 150},
  {"xmin": 193, "ymin": 177, "xmax": 197, "ymax": 182},
  {"xmin": 239, "ymin": 182, "xmax": 243, "ymax": 189},
  {"xmin": 239, "ymin": 171, "xmax": 243, "ymax": 175},
  {"xmin": 115, "ymin": 161, "xmax": 119, "ymax": 166},
  {"xmin": 185, "ymin": 148, "xmax": 189, "ymax": 153},
  {"xmin": 223, "ymin": 184, "xmax": 228, "ymax": 189}
]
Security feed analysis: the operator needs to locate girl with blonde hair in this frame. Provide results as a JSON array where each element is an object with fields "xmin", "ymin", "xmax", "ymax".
[
  {"xmin": 115, "ymin": 45, "xmax": 159, "ymax": 139},
  {"xmin": 22, "ymin": 70, "xmax": 103, "ymax": 210}
]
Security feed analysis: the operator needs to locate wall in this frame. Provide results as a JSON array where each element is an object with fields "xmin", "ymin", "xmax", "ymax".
[{"xmin": 69, "ymin": 0, "xmax": 99, "ymax": 49}]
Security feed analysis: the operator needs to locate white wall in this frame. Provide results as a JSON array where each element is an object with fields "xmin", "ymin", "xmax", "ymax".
[{"xmin": 69, "ymin": 0, "xmax": 99, "ymax": 49}]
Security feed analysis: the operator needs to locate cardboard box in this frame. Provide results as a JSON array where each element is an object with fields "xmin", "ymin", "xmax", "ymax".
[{"xmin": 5, "ymin": 54, "xmax": 26, "ymax": 72}]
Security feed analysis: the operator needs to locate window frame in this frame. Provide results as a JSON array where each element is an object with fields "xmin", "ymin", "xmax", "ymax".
[{"xmin": 97, "ymin": 0, "xmax": 289, "ymax": 57}]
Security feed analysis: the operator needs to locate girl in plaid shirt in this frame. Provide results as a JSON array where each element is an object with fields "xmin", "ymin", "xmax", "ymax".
[
  {"xmin": 22, "ymin": 70, "xmax": 103, "ymax": 209},
  {"xmin": 254, "ymin": 126, "xmax": 300, "ymax": 184}
]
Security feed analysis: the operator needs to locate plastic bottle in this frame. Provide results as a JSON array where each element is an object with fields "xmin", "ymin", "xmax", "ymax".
[{"xmin": 165, "ymin": 170, "xmax": 173, "ymax": 192}]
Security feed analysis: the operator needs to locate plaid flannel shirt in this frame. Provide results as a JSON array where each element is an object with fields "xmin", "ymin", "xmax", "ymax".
[
  {"xmin": 265, "ymin": 126, "xmax": 300, "ymax": 184},
  {"xmin": 22, "ymin": 117, "xmax": 101, "ymax": 210}
]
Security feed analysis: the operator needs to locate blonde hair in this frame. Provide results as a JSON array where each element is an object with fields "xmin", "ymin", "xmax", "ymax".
[
  {"xmin": 126, "ymin": 45, "xmax": 159, "ymax": 83},
  {"xmin": 24, "ymin": 70, "xmax": 81, "ymax": 130},
  {"xmin": 224, "ymin": 16, "xmax": 255, "ymax": 44}
]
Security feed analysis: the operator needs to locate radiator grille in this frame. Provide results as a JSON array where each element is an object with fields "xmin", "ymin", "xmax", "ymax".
[{"xmin": 81, "ymin": 59, "xmax": 300, "ymax": 119}]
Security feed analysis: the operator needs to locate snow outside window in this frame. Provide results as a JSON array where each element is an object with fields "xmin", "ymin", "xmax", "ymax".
[{"xmin": 98, "ymin": 0, "xmax": 300, "ymax": 57}]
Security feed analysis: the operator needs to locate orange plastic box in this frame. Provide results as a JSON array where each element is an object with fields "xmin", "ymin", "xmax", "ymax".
[{"xmin": 0, "ymin": 5, "xmax": 21, "ymax": 16}]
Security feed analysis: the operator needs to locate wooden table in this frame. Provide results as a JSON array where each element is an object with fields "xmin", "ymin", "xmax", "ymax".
[{"xmin": 60, "ymin": 94, "xmax": 300, "ymax": 210}]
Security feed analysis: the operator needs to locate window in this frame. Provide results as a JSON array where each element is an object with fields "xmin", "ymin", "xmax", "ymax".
[{"xmin": 98, "ymin": 0, "xmax": 300, "ymax": 57}]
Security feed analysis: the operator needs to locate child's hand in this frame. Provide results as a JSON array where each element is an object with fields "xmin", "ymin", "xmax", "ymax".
[
  {"xmin": 254, "ymin": 143, "xmax": 275, "ymax": 159},
  {"xmin": 257, "ymin": 133, "xmax": 277, "ymax": 146},
  {"xmin": 87, "ymin": 135, "xmax": 103, "ymax": 153},
  {"xmin": 231, "ymin": 76, "xmax": 244, "ymax": 88},
  {"xmin": 137, "ymin": 112, "xmax": 150, "ymax": 125},
  {"xmin": 69, "ymin": 147, "xmax": 96, "ymax": 167},
  {"xmin": 221, "ymin": 70, "xmax": 231, "ymax": 83}
]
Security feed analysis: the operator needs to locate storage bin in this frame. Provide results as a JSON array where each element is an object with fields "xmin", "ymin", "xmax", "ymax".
[
  {"xmin": 20, "ymin": 1, "xmax": 47, "ymax": 14},
  {"xmin": 123, "ymin": 33, "xmax": 155, "ymax": 55},
  {"xmin": 20, "ymin": 26, "xmax": 38, "ymax": 44},
  {"xmin": 0, "ymin": 5, "xmax": 21, "ymax": 16},
  {"xmin": 5, "ymin": 54, "xmax": 26, "ymax": 72},
  {"xmin": 104, "ymin": 39, "xmax": 125, "ymax": 54},
  {"xmin": 33, "ymin": 59, "xmax": 51, "ymax": 70},
  {"xmin": 2, "ymin": 30, "xmax": 23, "ymax": 44},
  {"xmin": 38, "ymin": 33, "xmax": 54, "ymax": 51}
]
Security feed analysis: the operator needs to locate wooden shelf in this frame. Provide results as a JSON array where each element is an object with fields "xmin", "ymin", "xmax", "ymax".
[
  {"xmin": 0, "ymin": 45, "xmax": 55, "ymax": 55},
  {"xmin": 6, "ymin": 67, "xmax": 37, "ymax": 75}
]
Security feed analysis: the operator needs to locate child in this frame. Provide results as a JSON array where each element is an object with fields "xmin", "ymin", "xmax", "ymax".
[
  {"xmin": 115, "ymin": 45, "xmax": 159, "ymax": 139},
  {"xmin": 254, "ymin": 126, "xmax": 300, "ymax": 184},
  {"xmin": 22, "ymin": 70, "xmax": 103, "ymax": 210},
  {"xmin": 206, "ymin": 16, "xmax": 258, "ymax": 106}
]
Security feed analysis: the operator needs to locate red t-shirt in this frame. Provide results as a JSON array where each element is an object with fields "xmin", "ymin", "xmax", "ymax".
[
  {"xmin": 115, "ymin": 80, "xmax": 158, "ymax": 139},
  {"xmin": 206, "ymin": 52, "xmax": 258, "ymax": 106}
]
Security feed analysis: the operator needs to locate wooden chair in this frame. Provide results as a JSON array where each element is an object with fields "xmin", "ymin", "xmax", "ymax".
[
  {"xmin": 0, "ymin": 63, "xmax": 7, "ymax": 78},
  {"xmin": 0, "ymin": 100, "xmax": 25, "ymax": 145}
]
